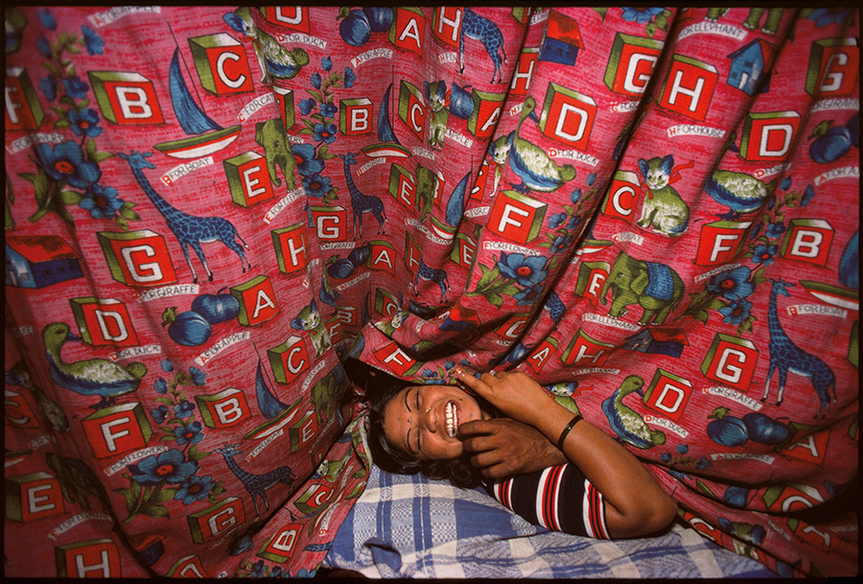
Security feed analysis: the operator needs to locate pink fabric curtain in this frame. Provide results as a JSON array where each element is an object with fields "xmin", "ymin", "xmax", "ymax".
[{"xmin": 5, "ymin": 6, "xmax": 858, "ymax": 577}]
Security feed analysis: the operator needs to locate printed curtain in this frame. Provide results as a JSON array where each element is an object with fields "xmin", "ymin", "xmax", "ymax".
[{"xmin": 4, "ymin": 6, "xmax": 858, "ymax": 578}]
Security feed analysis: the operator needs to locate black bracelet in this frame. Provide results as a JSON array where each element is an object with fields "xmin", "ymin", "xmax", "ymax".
[{"xmin": 557, "ymin": 414, "xmax": 583, "ymax": 450}]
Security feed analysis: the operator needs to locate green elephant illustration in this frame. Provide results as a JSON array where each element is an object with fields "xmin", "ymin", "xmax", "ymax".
[
  {"xmin": 600, "ymin": 250, "xmax": 684, "ymax": 326},
  {"xmin": 705, "ymin": 7, "xmax": 784, "ymax": 35},
  {"xmin": 255, "ymin": 118, "xmax": 296, "ymax": 189}
]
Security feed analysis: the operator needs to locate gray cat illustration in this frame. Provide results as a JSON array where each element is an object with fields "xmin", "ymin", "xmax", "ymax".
[{"xmin": 637, "ymin": 155, "xmax": 690, "ymax": 237}]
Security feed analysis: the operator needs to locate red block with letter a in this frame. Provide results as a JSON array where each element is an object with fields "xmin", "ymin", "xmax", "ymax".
[
  {"xmin": 781, "ymin": 428, "xmax": 831, "ymax": 466},
  {"xmin": 468, "ymin": 90, "xmax": 506, "ymax": 138},
  {"xmin": 643, "ymin": 368, "xmax": 693, "ymax": 423},
  {"xmin": 487, "ymin": 190, "xmax": 547, "ymax": 244},
  {"xmin": 602, "ymin": 170, "xmax": 640, "ymax": 222},
  {"xmin": 69, "ymin": 297, "xmax": 139, "ymax": 347},
  {"xmin": 232, "ymin": 275, "xmax": 279, "ymax": 326},
  {"xmin": 389, "ymin": 8, "xmax": 426, "ymax": 56},
  {"xmin": 539, "ymin": 82, "xmax": 597, "ymax": 151},
  {"xmin": 81, "ymin": 403, "xmax": 153, "ymax": 459},
  {"xmin": 695, "ymin": 221, "xmax": 752, "ymax": 266},
  {"xmin": 368, "ymin": 241, "xmax": 396, "ymax": 274},
  {"xmin": 5, "ymin": 472, "xmax": 66, "ymax": 522},
  {"xmin": 5, "ymin": 67, "xmax": 44, "ymax": 130},
  {"xmin": 780, "ymin": 219, "xmax": 834, "ymax": 267},
  {"xmin": 263, "ymin": 7, "xmax": 310, "ymax": 33},
  {"xmin": 526, "ymin": 338, "xmax": 558, "ymax": 374},
  {"xmin": 658, "ymin": 55, "xmax": 718, "ymax": 122},
  {"xmin": 97, "ymin": 230, "xmax": 178, "ymax": 288},
  {"xmin": 432, "ymin": 7, "xmax": 462, "ymax": 48},
  {"xmin": 55, "ymin": 539, "xmax": 121, "ymax": 578},
  {"xmin": 701, "ymin": 333, "xmax": 759, "ymax": 392},
  {"xmin": 88, "ymin": 71, "xmax": 165, "ymax": 125}
]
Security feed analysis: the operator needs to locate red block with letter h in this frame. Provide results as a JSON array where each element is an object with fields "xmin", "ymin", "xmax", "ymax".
[{"xmin": 658, "ymin": 55, "xmax": 718, "ymax": 122}]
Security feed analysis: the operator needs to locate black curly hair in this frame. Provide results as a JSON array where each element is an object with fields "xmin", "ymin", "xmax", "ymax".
[{"xmin": 342, "ymin": 356, "xmax": 483, "ymax": 489}]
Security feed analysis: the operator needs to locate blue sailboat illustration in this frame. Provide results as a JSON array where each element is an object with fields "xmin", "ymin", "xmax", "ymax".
[
  {"xmin": 361, "ymin": 81, "xmax": 411, "ymax": 159},
  {"xmin": 243, "ymin": 352, "xmax": 300, "ymax": 440},
  {"xmin": 154, "ymin": 48, "xmax": 241, "ymax": 159}
]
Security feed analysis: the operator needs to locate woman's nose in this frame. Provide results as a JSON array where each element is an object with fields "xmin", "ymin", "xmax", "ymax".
[{"xmin": 422, "ymin": 406, "xmax": 437, "ymax": 433}]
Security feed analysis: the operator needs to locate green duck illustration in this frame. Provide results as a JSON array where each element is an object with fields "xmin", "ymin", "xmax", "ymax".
[
  {"xmin": 42, "ymin": 322, "xmax": 146, "ymax": 409},
  {"xmin": 601, "ymin": 375, "xmax": 666, "ymax": 449}
]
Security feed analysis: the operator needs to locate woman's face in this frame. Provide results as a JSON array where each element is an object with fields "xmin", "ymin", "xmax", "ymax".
[{"xmin": 382, "ymin": 384, "xmax": 490, "ymax": 461}]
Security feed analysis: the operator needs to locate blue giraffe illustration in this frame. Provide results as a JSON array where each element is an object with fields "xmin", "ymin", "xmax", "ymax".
[
  {"xmin": 119, "ymin": 151, "xmax": 251, "ymax": 283},
  {"xmin": 215, "ymin": 443, "xmax": 296, "ymax": 516},
  {"xmin": 339, "ymin": 153, "xmax": 387, "ymax": 239},
  {"xmin": 412, "ymin": 257, "xmax": 451, "ymax": 302},
  {"xmin": 459, "ymin": 8, "xmax": 508, "ymax": 84},
  {"xmin": 763, "ymin": 278, "xmax": 837, "ymax": 418}
]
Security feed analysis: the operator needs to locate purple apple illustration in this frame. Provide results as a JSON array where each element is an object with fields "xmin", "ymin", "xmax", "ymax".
[
  {"xmin": 706, "ymin": 406, "xmax": 749, "ymax": 447},
  {"xmin": 339, "ymin": 9, "xmax": 371, "ymax": 46},
  {"xmin": 327, "ymin": 258, "xmax": 355, "ymax": 280},
  {"xmin": 742, "ymin": 412, "xmax": 789, "ymax": 444},
  {"xmin": 162, "ymin": 307, "xmax": 212, "ymax": 347},
  {"xmin": 723, "ymin": 485, "xmax": 751, "ymax": 507},
  {"xmin": 191, "ymin": 287, "xmax": 240, "ymax": 324},
  {"xmin": 363, "ymin": 7, "xmax": 393, "ymax": 32},
  {"xmin": 846, "ymin": 112, "xmax": 858, "ymax": 148},
  {"xmin": 809, "ymin": 120, "xmax": 852, "ymax": 164},
  {"xmin": 348, "ymin": 242, "xmax": 370, "ymax": 268}
]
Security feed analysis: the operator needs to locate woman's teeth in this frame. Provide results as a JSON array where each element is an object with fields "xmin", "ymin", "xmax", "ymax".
[{"xmin": 446, "ymin": 402, "xmax": 459, "ymax": 437}]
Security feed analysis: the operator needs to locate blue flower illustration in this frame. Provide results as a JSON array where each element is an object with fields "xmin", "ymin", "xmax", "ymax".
[
  {"xmin": 570, "ymin": 187, "xmax": 582, "ymax": 205},
  {"xmin": 808, "ymin": 8, "xmax": 849, "ymax": 28},
  {"xmin": 695, "ymin": 457, "xmax": 712, "ymax": 470},
  {"xmin": 291, "ymin": 143, "xmax": 325, "ymax": 176},
  {"xmin": 548, "ymin": 212, "xmax": 566, "ymax": 229},
  {"xmin": 174, "ymin": 421, "xmax": 204, "ymax": 445},
  {"xmin": 154, "ymin": 378, "xmax": 168, "ymax": 394},
  {"xmin": 765, "ymin": 222, "xmax": 786, "ymax": 239},
  {"xmin": 130, "ymin": 449, "xmax": 198, "ymax": 485},
  {"xmin": 310, "ymin": 72, "xmax": 322, "ymax": 89},
  {"xmin": 781, "ymin": 176, "xmax": 792, "ymax": 191},
  {"xmin": 69, "ymin": 108, "xmax": 103, "ymax": 137},
  {"xmin": 62, "ymin": 75, "xmax": 90, "ymax": 99},
  {"xmin": 752, "ymin": 243, "xmax": 778, "ymax": 267},
  {"xmin": 322, "ymin": 56, "xmax": 332, "ymax": 71},
  {"xmin": 81, "ymin": 25, "xmax": 105, "ymax": 55},
  {"xmin": 174, "ymin": 400, "xmax": 195, "ymax": 418},
  {"xmin": 514, "ymin": 284, "xmax": 543, "ymax": 306},
  {"xmin": 302, "ymin": 173, "xmax": 333, "ymax": 197},
  {"xmin": 422, "ymin": 368, "xmax": 437, "ymax": 378},
  {"xmin": 174, "ymin": 474, "xmax": 215, "ymax": 505},
  {"xmin": 299, "ymin": 97, "xmax": 316, "ymax": 115},
  {"xmin": 319, "ymin": 102, "xmax": 338, "ymax": 118},
  {"xmin": 151, "ymin": 405, "xmax": 169, "ymax": 423},
  {"xmin": 40, "ymin": 75, "xmax": 58, "ymax": 101},
  {"xmin": 35, "ymin": 141, "xmax": 101, "ymax": 188},
  {"xmin": 706, "ymin": 266, "xmax": 755, "ymax": 301},
  {"xmin": 38, "ymin": 8, "xmax": 57, "ymax": 30},
  {"xmin": 749, "ymin": 221, "xmax": 764, "ymax": 240},
  {"xmin": 37, "ymin": 35, "xmax": 52, "ymax": 58},
  {"xmin": 189, "ymin": 367, "xmax": 207, "ymax": 386},
  {"xmin": 80, "ymin": 183, "xmax": 123, "ymax": 218},
  {"xmin": 621, "ymin": 7, "xmax": 664, "ymax": 24},
  {"xmin": 801, "ymin": 184, "xmax": 815, "ymax": 207},
  {"xmin": 498, "ymin": 252, "xmax": 549, "ymax": 288},
  {"xmin": 312, "ymin": 122, "xmax": 337, "ymax": 144},
  {"xmin": 161, "ymin": 360, "xmax": 174, "ymax": 372},
  {"xmin": 676, "ymin": 443, "xmax": 689, "ymax": 455},
  {"xmin": 566, "ymin": 215, "xmax": 580, "ymax": 231},
  {"xmin": 344, "ymin": 67, "xmax": 356, "ymax": 88},
  {"xmin": 587, "ymin": 172, "xmax": 597, "ymax": 186},
  {"xmin": 660, "ymin": 452, "xmax": 672, "ymax": 463},
  {"xmin": 551, "ymin": 234, "xmax": 572, "ymax": 253},
  {"xmin": 719, "ymin": 297, "xmax": 753, "ymax": 325},
  {"xmin": 250, "ymin": 560, "xmax": 267, "ymax": 577}
]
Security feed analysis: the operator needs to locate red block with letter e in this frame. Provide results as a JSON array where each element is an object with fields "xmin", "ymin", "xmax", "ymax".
[
  {"xmin": 263, "ymin": 7, "xmax": 310, "ymax": 33},
  {"xmin": 510, "ymin": 49, "xmax": 540, "ymax": 96},
  {"xmin": 432, "ymin": 7, "xmax": 462, "ymax": 48},
  {"xmin": 97, "ymin": 230, "xmax": 178, "ymax": 288},
  {"xmin": 450, "ymin": 233, "xmax": 477, "ymax": 268},
  {"xmin": 695, "ymin": 221, "xmax": 752, "ymax": 266},
  {"xmin": 527, "ymin": 338, "xmax": 558, "ymax": 374},
  {"xmin": 643, "ymin": 368, "xmax": 693, "ymax": 422},
  {"xmin": 539, "ymin": 82, "xmax": 597, "ymax": 150},
  {"xmin": 195, "ymin": 388, "xmax": 251, "ymax": 429},
  {"xmin": 389, "ymin": 8, "xmax": 426, "ymax": 55},
  {"xmin": 310, "ymin": 205, "xmax": 348, "ymax": 242},
  {"xmin": 340, "ymin": 98, "xmax": 373, "ymax": 135},
  {"xmin": 289, "ymin": 412, "xmax": 318, "ymax": 453},
  {"xmin": 374, "ymin": 342, "xmax": 421, "ymax": 377},
  {"xmin": 738, "ymin": 111, "xmax": 801, "ymax": 162},
  {"xmin": 258, "ymin": 524, "xmax": 303, "ymax": 563},
  {"xmin": 69, "ymin": 297, "xmax": 139, "ymax": 347},
  {"xmin": 701, "ymin": 333, "xmax": 759, "ymax": 392},
  {"xmin": 224, "ymin": 152, "xmax": 274, "ymax": 206},
  {"xmin": 658, "ymin": 55, "xmax": 718, "ymax": 122},
  {"xmin": 271, "ymin": 223, "xmax": 307, "ymax": 275},
  {"xmin": 187, "ymin": 497, "xmax": 245, "ymax": 544},
  {"xmin": 81, "ymin": 403, "xmax": 153, "ymax": 459},
  {"xmin": 55, "ymin": 539, "xmax": 121, "ymax": 578},
  {"xmin": 602, "ymin": 170, "xmax": 640, "ymax": 222},
  {"xmin": 268, "ymin": 335, "xmax": 310, "ymax": 385},
  {"xmin": 398, "ymin": 80, "xmax": 426, "ymax": 141},
  {"xmin": 189, "ymin": 33, "xmax": 254, "ymax": 95},
  {"xmin": 805, "ymin": 38, "xmax": 859, "ymax": 97},
  {"xmin": 575, "ymin": 261, "xmax": 610, "ymax": 306},
  {"xmin": 5, "ymin": 67, "xmax": 44, "ymax": 130},
  {"xmin": 781, "ymin": 219, "xmax": 834, "ymax": 267},
  {"xmin": 5, "ymin": 472, "xmax": 66, "ymax": 522},
  {"xmin": 388, "ymin": 164, "xmax": 416, "ymax": 210},
  {"xmin": 273, "ymin": 85, "xmax": 295, "ymax": 129},
  {"xmin": 88, "ymin": 71, "xmax": 165, "ymax": 125},
  {"xmin": 232, "ymin": 275, "xmax": 279, "ymax": 326},
  {"xmin": 468, "ymin": 90, "xmax": 506, "ymax": 138},
  {"xmin": 605, "ymin": 33, "xmax": 663, "ymax": 97},
  {"xmin": 561, "ymin": 329, "xmax": 614, "ymax": 367},
  {"xmin": 487, "ymin": 190, "xmax": 547, "ymax": 244}
]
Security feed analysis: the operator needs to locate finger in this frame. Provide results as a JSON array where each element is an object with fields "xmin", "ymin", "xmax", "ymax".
[
  {"xmin": 457, "ymin": 419, "xmax": 496, "ymax": 438},
  {"xmin": 454, "ymin": 368, "xmax": 491, "ymax": 397}
]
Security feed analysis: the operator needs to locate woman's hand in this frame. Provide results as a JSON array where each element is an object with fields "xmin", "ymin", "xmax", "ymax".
[{"xmin": 454, "ymin": 368, "xmax": 553, "ymax": 427}]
